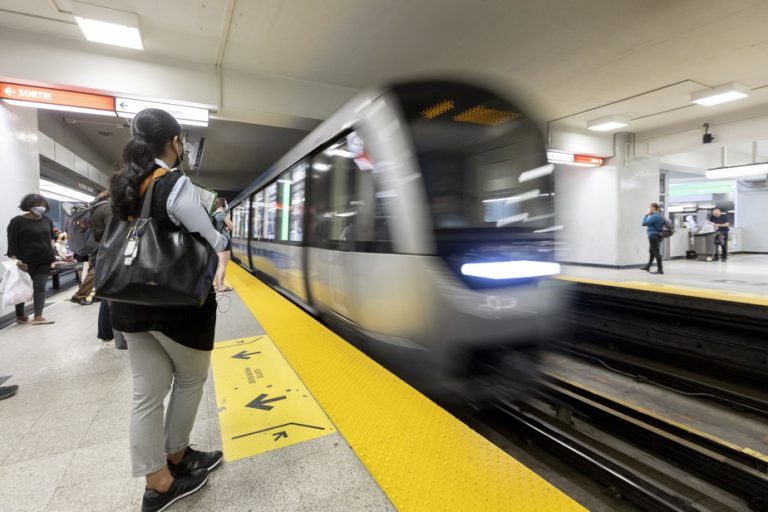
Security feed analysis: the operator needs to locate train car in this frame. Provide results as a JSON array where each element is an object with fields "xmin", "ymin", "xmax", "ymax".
[{"xmin": 228, "ymin": 79, "xmax": 563, "ymax": 399}]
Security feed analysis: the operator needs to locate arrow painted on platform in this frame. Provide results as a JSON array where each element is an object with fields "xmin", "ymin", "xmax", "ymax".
[
  {"xmin": 246, "ymin": 393, "xmax": 287, "ymax": 411},
  {"xmin": 272, "ymin": 431, "xmax": 288, "ymax": 441},
  {"xmin": 232, "ymin": 422, "xmax": 326, "ymax": 440},
  {"xmin": 232, "ymin": 350, "xmax": 261, "ymax": 360}
]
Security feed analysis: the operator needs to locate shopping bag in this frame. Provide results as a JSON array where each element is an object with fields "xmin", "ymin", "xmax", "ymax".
[{"xmin": 0, "ymin": 260, "xmax": 34, "ymax": 310}]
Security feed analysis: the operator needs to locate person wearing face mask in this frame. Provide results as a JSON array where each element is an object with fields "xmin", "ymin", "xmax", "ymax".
[
  {"xmin": 6, "ymin": 194, "xmax": 57, "ymax": 325},
  {"xmin": 109, "ymin": 108, "xmax": 228, "ymax": 512},
  {"xmin": 211, "ymin": 197, "xmax": 234, "ymax": 292}
]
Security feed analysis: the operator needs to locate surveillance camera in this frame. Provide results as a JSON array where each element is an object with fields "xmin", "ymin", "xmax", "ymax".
[{"xmin": 703, "ymin": 133, "xmax": 714, "ymax": 144}]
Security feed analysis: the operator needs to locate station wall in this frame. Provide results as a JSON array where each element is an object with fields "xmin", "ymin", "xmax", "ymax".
[{"xmin": 736, "ymin": 187, "xmax": 768, "ymax": 252}]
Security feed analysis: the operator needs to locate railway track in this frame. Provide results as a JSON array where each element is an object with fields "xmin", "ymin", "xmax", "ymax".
[{"xmin": 473, "ymin": 373, "xmax": 768, "ymax": 511}]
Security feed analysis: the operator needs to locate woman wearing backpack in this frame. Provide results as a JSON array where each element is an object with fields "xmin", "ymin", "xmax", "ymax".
[
  {"xmin": 109, "ymin": 108, "xmax": 227, "ymax": 512},
  {"xmin": 641, "ymin": 202, "xmax": 664, "ymax": 275},
  {"xmin": 6, "ymin": 194, "xmax": 57, "ymax": 325}
]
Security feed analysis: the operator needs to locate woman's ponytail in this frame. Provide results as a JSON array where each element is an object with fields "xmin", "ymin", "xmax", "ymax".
[{"xmin": 110, "ymin": 109, "xmax": 182, "ymax": 218}]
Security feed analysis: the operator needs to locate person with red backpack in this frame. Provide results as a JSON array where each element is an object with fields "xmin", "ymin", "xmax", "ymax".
[{"xmin": 641, "ymin": 202, "xmax": 665, "ymax": 275}]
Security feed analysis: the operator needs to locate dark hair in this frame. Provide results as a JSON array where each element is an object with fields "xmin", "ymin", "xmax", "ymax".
[
  {"xmin": 214, "ymin": 197, "xmax": 227, "ymax": 210},
  {"xmin": 110, "ymin": 108, "xmax": 181, "ymax": 218},
  {"xmin": 650, "ymin": 202, "xmax": 660, "ymax": 210},
  {"xmin": 19, "ymin": 193, "xmax": 49, "ymax": 213}
]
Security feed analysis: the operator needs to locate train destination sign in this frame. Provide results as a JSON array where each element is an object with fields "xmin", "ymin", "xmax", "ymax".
[{"xmin": 210, "ymin": 335, "xmax": 334, "ymax": 461}]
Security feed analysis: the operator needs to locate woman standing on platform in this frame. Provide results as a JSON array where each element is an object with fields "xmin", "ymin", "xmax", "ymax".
[
  {"xmin": 211, "ymin": 197, "xmax": 234, "ymax": 292},
  {"xmin": 109, "ymin": 108, "xmax": 227, "ymax": 512},
  {"xmin": 6, "ymin": 194, "xmax": 56, "ymax": 325}
]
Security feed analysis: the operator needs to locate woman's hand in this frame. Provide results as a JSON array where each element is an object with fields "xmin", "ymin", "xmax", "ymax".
[{"xmin": 16, "ymin": 260, "xmax": 28, "ymax": 272}]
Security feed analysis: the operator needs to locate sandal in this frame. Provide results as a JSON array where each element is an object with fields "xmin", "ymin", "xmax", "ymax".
[
  {"xmin": 30, "ymin": 318, "xmax": 54, "ymax": 325},
  {"xmin": 16, "ymin": 316, "xmax": 29, "ymax": 324},
  {"xmin": 218, "ymin": 287, "xmax": 233, "ymax": 293}
]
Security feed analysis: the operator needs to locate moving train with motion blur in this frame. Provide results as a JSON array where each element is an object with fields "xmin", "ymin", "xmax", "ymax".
[{"xmin": 227, "ymin": 79, "xmax": 563, "ymax": 400}]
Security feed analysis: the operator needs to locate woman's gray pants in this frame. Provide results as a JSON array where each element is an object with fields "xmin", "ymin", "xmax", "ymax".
[{"xmin": 124, "ymin": 331, "xmax": 210, "ymax": 477}]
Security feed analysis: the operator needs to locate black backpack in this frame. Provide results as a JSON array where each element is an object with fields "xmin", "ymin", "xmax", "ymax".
[
  {"xmin": 64, "ymin": 200, "xmax": 109, "ymax": 257},
  {"xmin": 660, "ymin": 217, "xmax": 675, "ymax": 238}
]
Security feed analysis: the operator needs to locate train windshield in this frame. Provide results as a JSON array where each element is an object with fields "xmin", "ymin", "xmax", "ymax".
[{"xmin": 392, "ymin": 82, "xmax": 555, "ymax": 235}]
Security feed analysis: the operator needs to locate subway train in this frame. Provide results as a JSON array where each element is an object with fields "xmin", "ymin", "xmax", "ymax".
[{"xmin": 227, "ymin": 79, "xmax": 563, "ymax": 400}]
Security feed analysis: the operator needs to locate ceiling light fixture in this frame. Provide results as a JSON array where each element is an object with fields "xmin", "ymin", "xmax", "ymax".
[
  {"xmin": 73, "ymin": 1, "xmax": 143, "ymax": 50},
  {"xmin": 586, "ymin": 115, "xmax": 629, "ymax": 132},
  {"xmin": 705, "ymin": 162, "xmax": 768, "ymax": 179},
  {"xmin": 691, "ymin": 82, "xmax": 749, "ymax": 106}
]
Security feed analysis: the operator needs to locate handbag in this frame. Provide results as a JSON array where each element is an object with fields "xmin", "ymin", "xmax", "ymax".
[{"xmin": 94, "ymin": 174, "xmax": 217, "ymax": 307}]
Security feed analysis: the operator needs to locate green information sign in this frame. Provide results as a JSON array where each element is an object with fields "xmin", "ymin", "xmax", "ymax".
[{"xmin": 669, "ymin": 180, "xmax": 734, "ymax": 197}]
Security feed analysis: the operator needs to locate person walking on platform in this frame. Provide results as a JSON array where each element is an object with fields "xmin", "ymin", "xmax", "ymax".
[
  {"xmin": 6, "ymin": 194, "xmax": 57, "ymax": 325},
  {"xmin": 211, "ymin": 197, "xmax": 234, "ymax": 292},
  {"xmin": 69, "ymin": 192, "xmax": 111, "ymax": 306},
  {"xmin": 109, "ymin": 108, "xmax": 227, "ymax": 512},
  {"xmin": 641, "ymin": 202, "xmax": 664, "ymax": 275},
  {"xmin": 709, "ymin": 207, "xmax": 730, "ymax": 261}
]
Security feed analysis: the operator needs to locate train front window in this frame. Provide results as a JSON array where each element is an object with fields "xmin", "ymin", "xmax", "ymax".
[{"xmin": 392, "ymin": 82, "xmax": 555, "ymax": 234}]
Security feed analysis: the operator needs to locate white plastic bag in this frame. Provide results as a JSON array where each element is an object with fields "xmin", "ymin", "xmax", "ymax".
[{"xmin": 0, "ymin": 260, "xmax": 34, "ymax": 310}]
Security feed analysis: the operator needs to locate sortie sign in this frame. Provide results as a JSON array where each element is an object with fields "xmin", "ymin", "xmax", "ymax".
[{"xmin": 0, "ymin": 83, "xmax": 114, "ymax": 111}]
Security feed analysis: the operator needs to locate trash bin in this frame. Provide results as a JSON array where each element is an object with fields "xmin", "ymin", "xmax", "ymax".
[{"xmin": 694, "ymin": 232, "xmax": 717, "ymax": 261}]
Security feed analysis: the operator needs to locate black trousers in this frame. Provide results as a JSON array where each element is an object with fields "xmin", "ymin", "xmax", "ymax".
[
  {"xmin": 15, "ymin": 262, "xmax": 50, "ymax": 318},
  {"xmin": 647, "ymin": 235, "xmax": 663, "ymax": 270},
  {"xmin": 716, "ymin": 233, "xmax": 728, "ymax": 260}
]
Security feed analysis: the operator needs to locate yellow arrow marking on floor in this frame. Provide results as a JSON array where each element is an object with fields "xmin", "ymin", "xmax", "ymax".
[{"xmin": 210, "ymin": 335, "xmax": 335, "ymax": 461}]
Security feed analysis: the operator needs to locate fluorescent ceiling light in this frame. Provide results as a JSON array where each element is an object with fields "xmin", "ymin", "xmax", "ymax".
[
  {"xmin": 40, "ymin": 179, "xmax": 95, "ymax": 203},
  {"xmin": 3, "ymin": 99, "xmax": 117, "ymax": 117},
  {"xmin": 460, "ymin": 260, "xmax": 561, "ymax": 280},
  {"xmin": 496, "ymin": 213, "xmax": 529, "ymax": 228},
  {"xmin": 705, "ymin": 162, "xmax": 768, "ymax": 179},
  {"xmin": 533, "ymin": 225, "xmax": 564, "ymax": 233},
  {"xmin": 691, "ymin": 82, "xmax": 749, "ymax": 106},
  {"xmin": 519, "ymin": 164, "xmax": 555, "ymax": 183},
  {"xmin": 73, "ymin": 1, "xmax": 143, "ymax": 50},
  {"xmin": 117, "ymin": 112, "xmax": 208, "ymax": 127},
  {"xmin": 587, "ymin": 115, "xmax": 629, "ymax": 132}
]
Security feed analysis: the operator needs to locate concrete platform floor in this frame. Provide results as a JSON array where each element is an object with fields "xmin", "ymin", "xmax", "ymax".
[
  {"xmin": 562, "ymin": 254, "xmax": 768, "ymax": 296},
  {"xmin": 0, "ymin": 286, "xmax": 394, "ymax": 511}
]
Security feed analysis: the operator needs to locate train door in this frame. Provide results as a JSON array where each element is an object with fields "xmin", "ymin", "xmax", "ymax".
[{"xmin": 306, "ymin": 133, "xmax": 361, "ymax": 319}]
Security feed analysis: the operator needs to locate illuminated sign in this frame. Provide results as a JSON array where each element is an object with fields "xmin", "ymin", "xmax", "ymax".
[
  {"xmin": 547, "ymin": 151, "xmax": 604, "ymax": 167},
  {"xmin": 115, "ymin": 97, "xmax": 209, "ymax": 126},
  {"xmin": 0, "ymin": 83, "xmax": 114, "ymax": 114}
]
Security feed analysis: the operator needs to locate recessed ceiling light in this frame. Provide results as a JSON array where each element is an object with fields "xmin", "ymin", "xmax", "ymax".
[
  {"xmin": 586, "ymin": 115, "xmax": 629, "ymax": 132},
  {"xmin": 73, "ymin": 1, "xmax": 143, "ymax": 50},
  {"xmin": 691, "ymin": 82, "xmax": 749, "ymax": 106}
]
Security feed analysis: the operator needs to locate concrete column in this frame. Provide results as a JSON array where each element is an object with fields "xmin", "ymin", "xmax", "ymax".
[
  {"xmin": 556, "ymin": 133, "xmax": 660, "ymax": 267},
  {"xmin": 0, "ymin": 103, "xmax": 40, "ymax": 257}
]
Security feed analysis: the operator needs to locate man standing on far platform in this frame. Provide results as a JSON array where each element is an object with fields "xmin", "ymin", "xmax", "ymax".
[
  {"xmin": 710, "ymin": 207, "xmax": 730, "ymax": 261},
  {"xmin": 642, "ymin": 202, "xmax": 664, "ymax": 275}
]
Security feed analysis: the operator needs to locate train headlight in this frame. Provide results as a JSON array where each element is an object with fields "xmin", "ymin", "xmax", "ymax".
[{"xmin": 460, "ymin": 261, "xmax": 561, "ymax": 280}]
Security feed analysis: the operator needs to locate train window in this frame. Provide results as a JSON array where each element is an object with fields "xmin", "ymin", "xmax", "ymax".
[
  {"xmin": 308, "ymin": 132, "xmax": 392, "ymax": 252},
  {"xmin": 275, "ymin": 170, "xmax": 291, "ymax": 241},
  {"xmin": 232, "ymin": 202, "xmax": 248, "ymax": 238},
  {"xmin": 264, "ymin": 182, "xmax": 277, "ymax": 240},
  {"xmin": 289, "ymin": 162, "xmax": 306, "ymax": 242},
  {"xmin": 392, "ymin": 82, "xmax": 555, "ymax": 235},
  {"xmin": 251, "ymin": 190, "xmax": 264, "ymax": 240}
]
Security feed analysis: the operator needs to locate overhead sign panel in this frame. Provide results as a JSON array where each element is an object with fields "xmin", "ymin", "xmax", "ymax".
[
  {"xmin": 115, "ymin": 97, "xmax": 209, "ymax": 126},
  {"xmin": 0, "ymin": 82, "xmax": 114, "ymax": 113}
]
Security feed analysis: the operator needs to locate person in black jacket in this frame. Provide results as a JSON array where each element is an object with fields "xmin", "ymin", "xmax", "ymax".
[
  {"xmin": 109, "ymin": 108, "xmax": 227, "ymax": 512},
  {"xmin": 6, "ymin": 194, "xmax": 56, "ymax": 325}
]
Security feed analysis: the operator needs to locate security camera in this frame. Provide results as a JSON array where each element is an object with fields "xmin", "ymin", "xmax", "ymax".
[{"xmin": 702, "ymin": 123, "xmax": 714, "ymax": 144}]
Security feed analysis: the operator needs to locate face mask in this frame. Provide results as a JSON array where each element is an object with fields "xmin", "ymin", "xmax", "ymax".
[{"xmin": 30, "ymin": 206, "xmax": 46, "ymax": 216}]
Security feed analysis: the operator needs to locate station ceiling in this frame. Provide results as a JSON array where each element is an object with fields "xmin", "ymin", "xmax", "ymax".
[{"xmin": 2, "ymin": 0, "xmax": 768, "ymax": 190}]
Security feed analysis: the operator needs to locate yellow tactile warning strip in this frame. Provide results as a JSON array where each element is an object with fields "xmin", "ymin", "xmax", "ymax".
[
  {"xmin": 227, "ymin": 264, "xmax": 586, "ymax": 511},
  {"xmin": 557, "ymin": 275, "xmax": 768, "ymax": 307},
  {"xmin": 210, "ymin": 335, "xmax": 335, "ymax": 461},
  {"xmin": 549, "ymin": 373, "xmax": 768, "ymax": 465}
]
